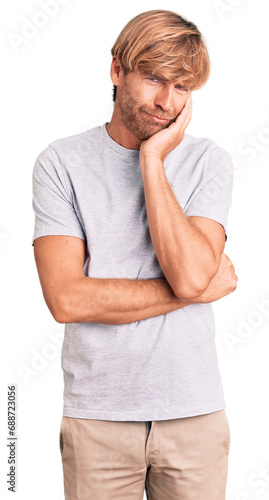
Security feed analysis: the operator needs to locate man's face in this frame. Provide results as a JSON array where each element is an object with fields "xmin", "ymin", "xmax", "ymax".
[{"xmin": 116, "ymin": 70, "xmax": 191, "ymax": 142}]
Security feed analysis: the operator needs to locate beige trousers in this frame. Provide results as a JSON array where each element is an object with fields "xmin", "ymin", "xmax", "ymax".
[{"xmin": 59, "ymin": 409, "xmax": 230, "ymax": 499}]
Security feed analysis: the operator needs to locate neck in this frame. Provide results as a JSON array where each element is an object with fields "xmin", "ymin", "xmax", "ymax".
[{"xmin": 106, "ymin": 104, "xmax": 142, "ymax": 150}]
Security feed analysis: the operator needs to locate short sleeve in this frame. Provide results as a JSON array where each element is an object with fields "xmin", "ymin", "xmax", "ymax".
[
  {"xmin": 32, "ymin": 145, "xmax": 85, "ymax": 245},
  {"xmin": 185, "ymin": 148, "xmax": 233, "ymax": 242}
]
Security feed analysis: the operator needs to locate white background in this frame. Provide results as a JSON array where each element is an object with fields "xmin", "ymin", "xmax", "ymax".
[{"xmin": 1, "ymin": 0, "xmax": 269, "ymax": 499}]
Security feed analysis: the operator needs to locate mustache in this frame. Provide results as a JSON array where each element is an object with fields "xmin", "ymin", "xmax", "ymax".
[{"xmin": 140, "ymin": 107, "xmax": 178, "ymax": 122}]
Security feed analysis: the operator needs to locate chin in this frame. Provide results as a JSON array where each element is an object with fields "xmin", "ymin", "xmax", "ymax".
[
  {"xmin": 137, "ymin": 122, "xmax": 170, "ymax": 141},
  {"xmin": 147, "ymin": 126, "xmax": 169, "ymax": 139},
  {"xmin": 135, "ymin": 130, "xmax": 157, "ymax": 141}
]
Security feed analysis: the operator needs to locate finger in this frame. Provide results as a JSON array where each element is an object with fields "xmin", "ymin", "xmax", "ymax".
[
  {"xmin": 177, "ymin": 96, "xmax": 191, "ymax": 116},
  {"xmin": 177, "ymin": 96, "xmax": 192, "ymax": 128},
  {"xmin": 181, "ymin": 102, "xmax": 192, "ymax": 130},
  {"xmin": 183, "ymin": 101, "xmax": 192, "ymax": 127},
  {"xmin": 169, "ymin": 96, "xmax": 192, "ymax": 134},
  {"xmin": 181, "ymin": 96, "xmax": 192, "ymax": 117}
]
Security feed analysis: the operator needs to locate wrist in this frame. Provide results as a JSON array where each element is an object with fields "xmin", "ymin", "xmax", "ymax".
[{"xmin": 139, "ymin": 154, "xmax": 164, "ymax": 177}]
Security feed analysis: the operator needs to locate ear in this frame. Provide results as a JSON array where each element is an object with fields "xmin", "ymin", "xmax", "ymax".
[{"xmin": 110, "ymin": 56, "xmax": 126, "ymax": 86}]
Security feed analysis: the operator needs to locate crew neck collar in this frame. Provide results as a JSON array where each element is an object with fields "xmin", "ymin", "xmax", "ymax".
[{"xmin": 99, "ymin": 123, "xmax": 140, "ymax": 158}]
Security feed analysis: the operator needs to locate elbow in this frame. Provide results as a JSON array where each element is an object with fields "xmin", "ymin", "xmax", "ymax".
[
  {"xmin": 173, "ymin": 271, "xmax": 217, "ymax": 301},
  {"xmin": 51, "ymin": 309, "xmax": 67, "ymax": 324},
  {"xmin": 46, "ymin": 293, "xmax": 73, "ymax": 324},
  {"xmin": 49, "ymin": 302, "xmax": 68, "ymax": 324},
  {"xmin": 172, "ymin": 256, "xmax": 220, "ymax": 301},
  {"xmin": 173, "ymin": 284, "xmax": 206, "ymax": 301}
]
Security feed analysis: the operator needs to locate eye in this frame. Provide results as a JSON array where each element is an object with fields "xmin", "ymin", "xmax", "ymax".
[
  {"xmin": 145, "ymin": 75, "xmax": 162, "ymax": 83},
  {"xmin": 175, "ymin": 85, "xmax": 188, "ymax": 92}
]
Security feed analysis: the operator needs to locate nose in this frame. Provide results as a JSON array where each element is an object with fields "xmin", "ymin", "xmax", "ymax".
[{"xmin": 154, "ymin": 84, "xmax": 174, "ymax": 111}]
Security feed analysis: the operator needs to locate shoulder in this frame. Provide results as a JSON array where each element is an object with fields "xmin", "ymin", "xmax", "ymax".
[
  {"xmin": 168, "ymin": 133, "xmax": 233, "ymax": 180},
  {"xmin": 49, "ymin": 126, "xmax": 101, "ymax": 152},
  {"xmin": 34, "ymin": 125, "xmax": 102, "ymax": 173},
  {"xmin": 184, "ymin": 133, "xmax": 233, "ymax": 175}
]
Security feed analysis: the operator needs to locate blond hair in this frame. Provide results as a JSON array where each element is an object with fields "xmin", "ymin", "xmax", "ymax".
[{"xmin": 111, "ymin": 10, "xmax": 210, "ymax": 100}]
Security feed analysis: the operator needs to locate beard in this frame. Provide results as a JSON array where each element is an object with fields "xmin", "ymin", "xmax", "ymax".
[{"xmin": 117, "ymin": 77, "xmax": 178, "ymax": 141}]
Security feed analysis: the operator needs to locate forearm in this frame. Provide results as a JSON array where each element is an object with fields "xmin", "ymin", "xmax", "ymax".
[
  {"xmin": 56, "ymin": 276, "xmax": 194, "ymax": 325},
  {"xmin": 140, "ymin": 156, "xmax": 217, "ymax": 297}
]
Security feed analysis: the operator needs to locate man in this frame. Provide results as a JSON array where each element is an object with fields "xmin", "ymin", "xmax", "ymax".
[{"xmin": 32, "ymin": 9, "xmax": 238, "ymax": 500}]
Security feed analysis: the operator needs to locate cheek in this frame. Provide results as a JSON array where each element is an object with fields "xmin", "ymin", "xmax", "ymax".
[
  {"xmin": 176, "ymin": 96, "xmax": 188, "ymax": 114},
  {"xmin": 138, "ymin": 84, "xmax": 158, "ymax": 106}
]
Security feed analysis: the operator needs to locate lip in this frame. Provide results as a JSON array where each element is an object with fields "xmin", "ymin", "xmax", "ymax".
[{"xmin": 145, "ymin": 112, "xmax": 169, "ymax": 124}]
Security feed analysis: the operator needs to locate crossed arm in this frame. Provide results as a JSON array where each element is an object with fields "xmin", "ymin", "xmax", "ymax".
[
  {"xmin": 33, "ymin": 154, "xmax": 236, "ymax": 325},
  {"xmin": 33, "ymin": 234, "xmax": 237, "ymax": 325}
]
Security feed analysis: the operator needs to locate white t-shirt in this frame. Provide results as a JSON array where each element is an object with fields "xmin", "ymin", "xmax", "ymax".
[{"xmin": 32, "ymin": 123, "xmax": 233, "ymax": 421}]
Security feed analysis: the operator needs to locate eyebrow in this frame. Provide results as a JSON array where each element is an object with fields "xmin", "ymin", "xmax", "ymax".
[
  {"xmin": 175, "ymin": 84, "xmax": 188, "ymax": 91},
  {"xmin": 145, "ymin": 73, "xmax": 188, "ymax": 91}
]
